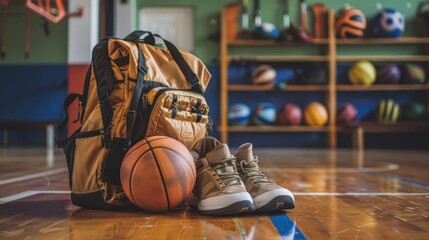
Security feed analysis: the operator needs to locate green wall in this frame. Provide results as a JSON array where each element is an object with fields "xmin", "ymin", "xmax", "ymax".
[
  {"xmin": 0, "ymin": 5, "xmax": 68, "ymax": 64},
  {"xmin": 138, "ymin": 0, "xmax": 426, "ymax": 63},
  {"xmin": 0, "ymin": 0, "xmax": 425, "ymax": 64}
]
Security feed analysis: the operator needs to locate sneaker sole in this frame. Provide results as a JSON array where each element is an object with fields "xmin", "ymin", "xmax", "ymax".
[
  {"xmin": 198, "ymin": 192, "xmax": 255, "ymax": 215},
  {"xmin": 255, "ymin": 195, "xmax": 295, "ymax": 212},
  {"xmin": 253, "ymin": 188, "xmax": 295, "ymax": 212},
  {"xmin": 199, "ymin": 200, "xmax": 255, "ymax": 216}
]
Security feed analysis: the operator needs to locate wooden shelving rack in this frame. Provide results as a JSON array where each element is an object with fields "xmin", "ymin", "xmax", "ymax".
[{"xmin": 219, "ymin": 7, "xmax": 429, "ymax": 148}]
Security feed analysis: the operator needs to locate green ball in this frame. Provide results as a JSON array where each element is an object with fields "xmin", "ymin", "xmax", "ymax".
[{"xmin": 402, "ymin": 102, "xmax": 426, "ymax": 121}]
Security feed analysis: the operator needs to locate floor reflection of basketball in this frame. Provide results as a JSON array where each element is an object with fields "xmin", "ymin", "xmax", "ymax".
[{"xmin": 120, "ymin": 136, "xmax": 196, "ymax": 212}]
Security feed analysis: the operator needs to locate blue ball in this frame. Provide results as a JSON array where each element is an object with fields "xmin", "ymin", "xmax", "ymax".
[
  {"xmin": 253, "ymin": 22, "xmax": 280, "ymax": 39},
  {"xmin": 252, "ymin": 103, "xmax": 277, "ymax": 125},
  {"xmin": 228, "ymin": 103, "xmax": 251, "ymax": 126},
  {"xmin": 373, "ymin": 8, "xmax": 405, "ymax": 38}
]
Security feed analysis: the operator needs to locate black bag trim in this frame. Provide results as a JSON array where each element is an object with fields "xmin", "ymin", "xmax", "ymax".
[
  {"xmin": 92, "ymin": 38, "xmax": 114, "ymax": 148},
  {"xmin": 123, "ymin": 30, "xmax": 203, "ymax": 93},
  {"xmin": 113, "ymin": 55, "xmax": 129, "ymax": 67},
  {"xmin": 75, "ymin": 129, "xmax": 103, "ymax": 138},
  {"xmin": 125, "ymin": 42, "xmax": 148, "ymax": 148},
  {"xmin": 80, "ymin": 67, "xmax": 92, "ymax": 123},
  {"xmin": 71, "ymin": 191, "xmax": 123, "ymax": 210},
  {"xmin": 103, "ymin": 138, "xmax": 129, "ymax": 185},
  {"xmin": 55, "ymin": 93, "xmax": 82, "ymax": 148}
]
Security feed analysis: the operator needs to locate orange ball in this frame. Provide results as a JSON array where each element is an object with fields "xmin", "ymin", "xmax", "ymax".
[
  {"xmin": 304, "ymin": 102, "xmax": 328, "ymax": 126},
  {"xmin": 120, "ymin": 136, "xmax": 196, "ymax": 212}
]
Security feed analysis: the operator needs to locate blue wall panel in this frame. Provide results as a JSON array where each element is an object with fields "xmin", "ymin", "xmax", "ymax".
[{"xmin": 0, "ymin": 65, "xmax": 68, "ymax": 145}]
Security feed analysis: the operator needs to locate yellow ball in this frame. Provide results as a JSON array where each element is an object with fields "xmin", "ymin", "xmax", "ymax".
[
  {"xmin": 349, "ymin": 60, "xmax": 376, "ymax": 86},
  {"xmin": 304, "ymin": 102, "xmax": 328, "ymax": 126}
]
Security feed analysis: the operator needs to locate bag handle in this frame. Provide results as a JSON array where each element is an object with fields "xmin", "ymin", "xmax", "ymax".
[
  {"xmin": 124, "ymin": 30, "xmax": 202, "ymax": 93},
  {"xmin": 123, "ymin": 30, "xmax": 156, "ymax": 45}
]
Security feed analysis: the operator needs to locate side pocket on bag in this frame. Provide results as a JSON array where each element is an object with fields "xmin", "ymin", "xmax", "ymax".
[
  {"xmin": 63, "ymin": 133, "xmax": 78, "ymax": 190},
  {"xmin": 102, "ymin": 138, "xmax": 128, "ymax": 185}
]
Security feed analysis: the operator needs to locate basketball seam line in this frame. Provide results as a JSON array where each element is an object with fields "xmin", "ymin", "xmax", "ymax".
[
  {"xmin": 128, "ymin": 138, "xmax": 149, "ymax": 206},
  {"xmin": 124, "ymin": 136, "xmax": 170, "ymax": 159},
  {"xmin": 160, "ymin": 147, "xmax": 196, "ymax": 181},
  {"xmin": 147, "ymin": 140, "xmax": 171, "ymax": 210}
]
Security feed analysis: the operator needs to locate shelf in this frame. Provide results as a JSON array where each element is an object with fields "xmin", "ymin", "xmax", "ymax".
[
  {"xmin": 336, "ymin": 55, "xmax": 429, "ymax": 62},
  {"xmin": 338, "ymin": 122, "xmax": 429, "ymax": 132},
  {"xmin": 336, "ymin": 37, "xmax": 429, "ymax": 45},
  {"xmin": 336, "ymin": 84, "xmax": 429, "ymax": 91},
  {"xmin": 226, "ymin": 126, "xmax": 331, "ymax": 132},
  {"xmin": 228, "ymin": 84, "xmax": 329, "ymax": 91},
  {"xmin": 229, "ymin": 55, "xmax": 329, "ymax": 62},
  {"xmin": 228, "ymin": 38, "xmax": 329, "ymax": 46}
]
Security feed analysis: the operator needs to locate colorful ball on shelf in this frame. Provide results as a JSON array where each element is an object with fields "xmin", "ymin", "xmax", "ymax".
[
  {"xmin": 253, "ymin": 22, "xmax": 280, "ymax": 40},
  {"xmin": 401, "ymin": 64, "xmax": 425, "ymax": 84},
  {"xmin": 376, "ymin": 64, "xmax": 401, "ymax": 84},
  {"xmin": 337, "ymin": 103, "xmax": 358, "ymax": 125},
  {"xmin": 228, "ymin": 103, "xmax": 251, "ymax": 126},
  {"xmin": 252, "ymin": 102, "xmax": 277, "ymax": 125},
  {"xmin": 304, "ymin": 102, "xmax": 328, "ymax": 126},
  {"xmin": 335, "ymin": 7, "xmax": 367, "ymax": 38},
  {"xmin": 252, "ymin": 64, "xmax": 277, "ymax": 86},
  {"xmin": 277, "ymin": 103, "xmax": 302, "ymax": 126},
  {"xmin": 349, "ymin": 60, "xmax": 376, "ymax": 86},
  {"xmin": 402, "ymin": 102, "xmax": 426, "ymax": 121},
  {"xmin": 377, "ymin": 99, "xmax": 400, "ymax": 123},
  {"xmin": 372, "ymin": 8, "xmax": 405, "ymax": 38}
]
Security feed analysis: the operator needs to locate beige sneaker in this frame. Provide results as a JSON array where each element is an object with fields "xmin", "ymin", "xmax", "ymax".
[
  {"xmin": 235, "ymin": 143, "xmax": 295, "ymax": 212},
  {"xmin": 190, "ymin": 137, "xmax": 254, "ymax": 215}
]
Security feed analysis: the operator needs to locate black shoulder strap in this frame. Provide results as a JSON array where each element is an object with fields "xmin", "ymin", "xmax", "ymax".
[
  {"xmin": 124, "ymin": 30, "xmax": 203, "ymax": 93},
  {"xmin": 125, "ymin": 43, "xmax": 148, "ymax": 147},
  {"xmin": 80, "ymin": 66, "xmax": 92, "ymax": 124},
  {"xmin": 92, "ymin": 39, "xmax": 114, "ymax": 148},
  {"xmin": 55, "ymin": 93, "xmax": 82, "ymax": 148},
  {"xmin": 164, "ymin": 39, "xmax": 202, "ymax": 93}
]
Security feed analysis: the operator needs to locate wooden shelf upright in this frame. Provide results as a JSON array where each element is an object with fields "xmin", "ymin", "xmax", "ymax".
[{"xmin": 219, "ymin": 6, "xmax": 429, "ymax": 148}]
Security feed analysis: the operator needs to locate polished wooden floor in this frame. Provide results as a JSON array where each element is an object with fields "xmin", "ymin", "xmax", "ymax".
[{"xmin": 0, "ymin": 147, "xmax": 428, "ymax": 239}]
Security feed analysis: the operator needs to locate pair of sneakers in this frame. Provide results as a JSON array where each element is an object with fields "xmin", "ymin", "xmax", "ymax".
[{"xmin": 189, "ymin": 137, "xmax": 295, "ymax": 215}]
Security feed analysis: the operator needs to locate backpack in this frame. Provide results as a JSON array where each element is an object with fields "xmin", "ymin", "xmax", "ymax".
[{"xmin": 55, "ymin": 31, "xmax": 212, "ymax": 210}]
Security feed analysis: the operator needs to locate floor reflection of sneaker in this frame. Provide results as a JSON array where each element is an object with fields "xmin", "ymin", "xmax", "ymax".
[
  {"xmin": 190, "ymin": 137, "xmax": 254, "ymax": 215},
  {"xmin": 235, "ymin": 143, "xmax": 295, "ymax": 212}
]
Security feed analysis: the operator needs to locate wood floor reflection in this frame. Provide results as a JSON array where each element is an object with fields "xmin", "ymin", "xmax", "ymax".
[{"xmin": 0, "ymin": 147, "xmax": 428, "ymax": 239}]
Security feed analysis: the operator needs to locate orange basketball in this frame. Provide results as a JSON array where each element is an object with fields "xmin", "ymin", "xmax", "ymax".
[{"xmin": 120, "ymin": 136, "xmax": 196, "ymax": 212}]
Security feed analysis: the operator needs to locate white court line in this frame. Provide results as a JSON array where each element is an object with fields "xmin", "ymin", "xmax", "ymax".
[
  {"xmin": 0, "ymin": 190, "xmax": 70, "ymax": 204},
  {"xmin": 262, "ymin": 164, "xmax": 399, "ymax": 173},
  {"xmin": 0, "ymin": 168, "xmax": 67, "ymax": 186},
  {"xmin": 1, "ymin": 190, "xmax": 428, "ymax": 205},
  {"xmin": 294, "ymin": 192, "xmax": 429, "ymax": 196}
]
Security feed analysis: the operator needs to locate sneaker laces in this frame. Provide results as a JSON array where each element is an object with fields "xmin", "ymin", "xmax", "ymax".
[
  {"xmin": 239, "ymin": 156, "xmax": 272, "ymax": 184},
  {"xmin": 211, "ymin": 157, "xmax": 243, "ymax": 187}
]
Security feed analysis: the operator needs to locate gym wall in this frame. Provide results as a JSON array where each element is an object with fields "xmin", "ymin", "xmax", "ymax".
[{"xmin": 0, "ymin": 0, "xmax": 427, "ymax": 148}]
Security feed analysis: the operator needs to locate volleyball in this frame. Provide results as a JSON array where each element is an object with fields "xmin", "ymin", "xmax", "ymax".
[
  {"xmin": 349, "ymin": 60, "xmax": 376, "ymax": 86},
  {"xmin": 252, "ymin": 64, "xmax": 277, "ymax": 86},
  {"xmin": 252, "ymin": 102, "xmax": 277, "ymax": 125},
  {"xmin": 228, "ymin": 103, "xmax": 251, "ymax": 126}
]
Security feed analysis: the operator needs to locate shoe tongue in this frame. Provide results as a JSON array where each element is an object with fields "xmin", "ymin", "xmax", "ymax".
[
  {"xmin": 205, "ymin": 144, "xmax": 231, "ymax": 164},
  {"xmin": 235, "ymin": 143, "xmax": 254, "ymax": 163}
]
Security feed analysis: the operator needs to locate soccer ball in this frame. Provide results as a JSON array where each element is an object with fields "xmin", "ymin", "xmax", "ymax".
[{"xmin": 373, "ymin": 8, "xmax": 405, "ymax": 38}]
